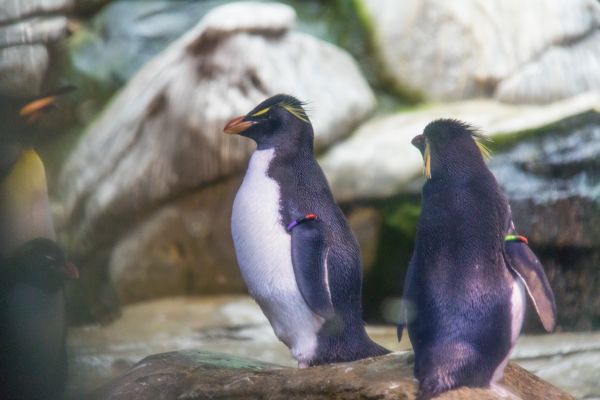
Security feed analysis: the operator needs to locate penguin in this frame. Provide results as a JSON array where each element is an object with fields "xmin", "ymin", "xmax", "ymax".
[
  {"xmin": 0, "ymin": 238, "xmax": 79, "ymax": 400},
  {"xmin": 224, "ymin": 94, "xmax": 389, "ymax": 367},
  {"xmin": 0, "ymin": 87, "xmax": 76, "ymax": 399},
  {"xmin": 0, "ymin": 85, "xmax": 75, "ymax": 255},
  {"xmin": 398, "ymin": 119, "xmax": 557, "ymax": 399}
]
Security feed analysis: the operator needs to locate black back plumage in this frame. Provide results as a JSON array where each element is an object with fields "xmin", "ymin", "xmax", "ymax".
[{"xmin": 403, "ymin": 119, "xmax": 515, "ymax": 398}]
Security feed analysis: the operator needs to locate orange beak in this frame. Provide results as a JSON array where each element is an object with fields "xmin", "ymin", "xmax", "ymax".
[
  {"xmin": 19, "ymin": 96, "xmax": 57, "ymax": 125},
  {"xmin": 224, "ymin": 116, "xmax": 255, "ymax": 135}
]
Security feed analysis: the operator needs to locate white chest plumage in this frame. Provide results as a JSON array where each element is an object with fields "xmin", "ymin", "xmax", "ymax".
[
  {"xmin": 492, "ymin": 278, "xmax": 526, "ymax": 383},
  {"xmin": 231, "ymin": 148, "xmax": 323, "ymax": 364}
]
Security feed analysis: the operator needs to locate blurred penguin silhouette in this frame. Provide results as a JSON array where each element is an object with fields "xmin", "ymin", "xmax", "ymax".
[{"xmin": 1, "ymin": 86, "xmax": 78, "ymax": 400}]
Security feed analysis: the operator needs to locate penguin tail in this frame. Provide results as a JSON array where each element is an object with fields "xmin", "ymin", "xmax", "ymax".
[
  {"xmin": 365, "ymin": 338, "xmax": 391, "ymax": 357},
  {"xmin": 415, "ymin": 342, "xmax": 490, "ymax": 399}
]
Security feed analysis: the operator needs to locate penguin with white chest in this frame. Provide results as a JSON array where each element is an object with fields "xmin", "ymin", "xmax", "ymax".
[
  {"xmin": 224, "ymin": 94, "xmax": 389, "ymax": 367},
  {"xmin": 400, "ymin": 119, "xmax": 557, "ymax": 399}
]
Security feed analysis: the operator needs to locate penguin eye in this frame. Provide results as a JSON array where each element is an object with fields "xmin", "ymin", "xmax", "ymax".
[{"xmin": 251, "ymin": 107, "xmax": 271, "ymax": 117}]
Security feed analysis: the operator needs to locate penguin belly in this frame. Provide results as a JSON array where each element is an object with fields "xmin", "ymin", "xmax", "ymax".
[
  {"xmin": 232, "ymin": 148, "xmax": 324, "ymax": 363},
  {"xmin": 0, "ymin": 149, "xmax": 55, "ymax": 255},
  {"xmin": 492, "ymin": 278, "xmax": 526, "ymax": 383}
]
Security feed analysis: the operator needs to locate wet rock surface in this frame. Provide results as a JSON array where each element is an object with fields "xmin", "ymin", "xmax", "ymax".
[
  {"xmin": 358, "ymin": 0, "xmax": 600, "ymax": 102},
  {"xmin": 67, "ymin": 296, "xmax": 585, "ymax": 400},
  {"xmin": 90, "ymin": 351, "xmax": 571, "ymax": 400}
]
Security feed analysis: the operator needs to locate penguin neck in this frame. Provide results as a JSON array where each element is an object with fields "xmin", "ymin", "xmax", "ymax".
[
  {"xmin": 429, "ymin": 156, "xmax": 490, "ymax": 183},
  {"xmin": 255, "ymin": 122, "xmax": 314, "ymax": 156}
]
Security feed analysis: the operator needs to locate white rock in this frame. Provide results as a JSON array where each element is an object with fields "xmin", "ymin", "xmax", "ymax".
[
  {"xmin": 0, "ymin": 0, "xmax": 71, "ymax": 97},
  {"xmin": 496, "ymin": 31, "xmax": 600, "ymax": 103},
  {"xmin": 0, "ymin": 45, "xmax": 49, "ymax": 97},
  {"xmin": 0, "ymin": 0, "xmax": 72, "ymax": 24},
  {"xmin": 320, "ymin": 92, "xmax": 600, "ymax": 202},
  {"xmin": 360, "ymin": 0, "xmax": 600, "ymax": 102},
  {"xmin": 59, "ymin": 1, "xmax": 375, "ymax": 251}
]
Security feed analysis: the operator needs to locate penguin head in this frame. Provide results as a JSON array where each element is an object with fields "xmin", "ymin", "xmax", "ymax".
[
  {"xmin": 223, "ymin": 94, "xmax": 312, "ymax": 150},
  {"xmin": 411, "ymin": 119, "xmax": 491, "ymax": 179},
  {"xmin": 1, "ymin": 85, "xmax": 76, "ymax": 145},
  {"xmin": 6, "ymin": 238, "xmax": 79, "ymax": 291},
  {"xmin": 17, "ymin": 85, "xmax": 76, "ymax": 126}
]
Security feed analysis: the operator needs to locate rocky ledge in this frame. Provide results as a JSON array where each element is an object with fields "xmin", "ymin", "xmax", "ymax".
[{"xmin": 90, "ymin": 350, "xmax": 572, "ymax": 400}]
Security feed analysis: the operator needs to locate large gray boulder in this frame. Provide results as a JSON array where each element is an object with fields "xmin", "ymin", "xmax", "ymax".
[
  {"xmin": 89, "ymin": 350, "xmax": 572, "ymax": 400},
  {"xmin": 489, "ymin": 112, "xmax": 600, "ymax": 331},
  {"xmin": 0, "ymin": 0, "xmax": 72, "ymax": 97},
  {"xmin": 320, "ymin": 92, "xmax": 600, "ymax": 202},
  {"xmin": 58, "ymin": 2, "xmax": 375, "ymax": 319},
  {"xmin": 358, "ymin": 0, "xmax": 600, "ymax": 103}
]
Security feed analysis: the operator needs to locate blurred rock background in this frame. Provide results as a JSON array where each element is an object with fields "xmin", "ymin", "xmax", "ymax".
[{"xmin": 2, "ymin": 0, "xmax": 599, "ymax": 398}]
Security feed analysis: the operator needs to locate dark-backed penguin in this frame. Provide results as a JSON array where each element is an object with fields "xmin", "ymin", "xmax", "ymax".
[
  {"xmin": 0, "ymin": 238, "xmax": 79, "ymax": 400},
  {"xmin": 224, "ymin": 94, "xmax": 389, "ymax": 367},
  {"xmin": 399, "ymin": 119, "xmax": 557, "ymax": 399}
]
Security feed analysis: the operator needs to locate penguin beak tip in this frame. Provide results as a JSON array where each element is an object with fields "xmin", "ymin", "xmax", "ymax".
[
  {"xmin": 224, "ymin": 116, "xmax": 255, "ymax": 135},
  {"xmin": 411, "ymin": 134, "xmax": 424, "ymax": 149}
]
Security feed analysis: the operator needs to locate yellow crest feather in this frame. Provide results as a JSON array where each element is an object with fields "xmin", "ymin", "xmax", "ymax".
[
  {"xmin": 424, "ymin": 140, "xmax": 431, "ymax": 179},
  {"xmin": 281, "ymin": 103, "xmax": 309, "ymax": 123},
  {"xmin": 474, "ymin": 136, "xmax": 493, "ymax": 160},
  {"xmin": 251, "ymin": 107, "xmax": 271, "ymax": 117}
]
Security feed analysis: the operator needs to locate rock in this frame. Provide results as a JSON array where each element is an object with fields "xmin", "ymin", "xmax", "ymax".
[
  {"xmin": 68, "ymin": 1, "xmax": 220, "ymax": 87},
  {"xmin": 346, "ymin": 207, "xmax": 383, "ymax": 273},
  {"xmin": 320, "ymin": 93, "xmax": 600, "ymax": 202},
  {"xmin": 496, "ymin": 32, "xmax": 600, "ymax": 104},
  {"xmin": 0, "ymin": 0, "xmax": 72, "ymax": 97},
  {"xmin": 67, "ymin": 295, "xmax": 594, "ymax": 399},
  {"xmin": 513, "ymin": 333, "xmax": 600, "ymax": 400},
  {"xmin": 0, "ymin": 45, "xmax": 49, "ymax": 100},
  {"xmin": 65, "ymin": 296, "xmax": 410, "ymax": 398},
  {"xmin": 489, "ymin": 112, "xmax": 600, "ymax": 331},
  {"xmin": 59, "ymin": 0, "xmax": 374, "ymax": 254},
  {"xmin": 58, "ymin": 2, "xmax": 374, "ymax": 319},
  {"xmin": 489, "ymin": 114, "xmax": 600, "ymax": 248},
  {"xmin": 0, "ymin": 0, "xmax": 72, "ymax": 23},
  {"xmin": 109, "ymin": 177, "xmax": 245, "ymax": 304},
  {"xmin": 89, "ymin": 350, "xmax": 572, "ymax": 400},
  {"xmin": 358, "ymin": 0, "xmax": 600, "ymax": 102}
]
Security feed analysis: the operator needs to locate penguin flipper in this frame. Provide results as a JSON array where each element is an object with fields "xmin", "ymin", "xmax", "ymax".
[
  {"xmin": 397, "ymin": 324, "xmax": 404, "ymax": 342},
  {"xmin": 290, "ymin": 219, "xmax": 335, "ymax": 320},
  {"xmin": 504, "ymin": 241, "xmax": 557, "ymax": 332}
]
